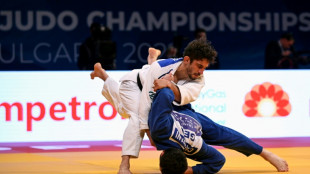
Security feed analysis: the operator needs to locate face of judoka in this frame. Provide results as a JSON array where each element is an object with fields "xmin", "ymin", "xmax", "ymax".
[{"xmin": 184, "ymin": 56, "xmax": 209, "ymax": 80}]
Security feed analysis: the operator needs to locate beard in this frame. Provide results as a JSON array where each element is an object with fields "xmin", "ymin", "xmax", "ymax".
[
  {"xmin": 186, "ymin": 63, "xmax": 203, "ymax": 80},
  {"xmin": 188, "ymin": 72, "xmax": 201, "ymax": 80}
]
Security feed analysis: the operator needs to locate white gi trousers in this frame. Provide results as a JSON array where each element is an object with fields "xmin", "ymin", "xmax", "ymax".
[{"xmin": 101, "ymin": 77, "xmax": 144, "ymax": 157}]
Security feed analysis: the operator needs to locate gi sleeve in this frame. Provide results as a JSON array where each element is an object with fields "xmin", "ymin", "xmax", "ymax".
[
  {"xmin": 138, "ymin": 62, "xmax": 162, "ymax": 130},
  {"xmin": 148, "ymin": 88, "xmax": 174, "ymax": 139},
  {"xmin": 175, "ymin": 76, "xmax": 205, "ymax": 106}
]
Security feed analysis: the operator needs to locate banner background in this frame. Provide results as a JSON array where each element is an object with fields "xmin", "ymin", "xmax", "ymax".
[
  {"xmin": 1, "ymin": 0, "xmax": 310, "ymax": 70},
  {"xmin": 1, "ymin": 70, "xmax": 309, "ymax": 143}
]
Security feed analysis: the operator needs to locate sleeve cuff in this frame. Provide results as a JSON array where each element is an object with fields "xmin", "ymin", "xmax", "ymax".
[{"xmin": 140, "ymin": 123, "xmax": 149, "ymax": 130}]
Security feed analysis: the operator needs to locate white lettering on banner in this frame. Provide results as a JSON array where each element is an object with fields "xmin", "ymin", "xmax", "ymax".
[
  {"xmin": 0, "ymin": 97, "xmax": 119, "ymax": 132},
  {"xmin": 0, "ymin": 42, "xmax": 164, "ymax": 65},
  {"xmin": 87, "ymin": 11, "xmax": 104, "ymax": 27},
  {"xmin": 0, "ymin": 43, "xmax": 15, "ymax": 63},
  {"xmin": 54, "ymin": 43, "xmax": 72, "ymax": 63},
  {"xmin": 74, "ymin": 42, "xmax": 81, "ymax": 63},
  {"xmin": 0, "ymin": 41, "xmax": 164, "ymax": 65},
  {"xmin": 147, "ymin": 12, "xmax": 169, "ymax": 31},
  {"xmin": 57, "ymin": 11, "xmax": 78, "ymax": 31},
  {"xmin": 106, "ymin": 11, "xmax": 125, "ymax": 30},
  {"xmin": 219, "ymin": 12, "xmax": 236, "ymax": 31},
  {"xmin": 273, "ymin": 13, "xmax": 280, "ymax": 31},
  {"xmin": 15, "ymin": 11, "xmax": 33, "ymax": 31},
  {"xmin": 0, "ymin": 10, "xmax": 78, "ymax": 31},
  {"xmin": 197, "ymin": 12, "xmax": 217, "ymax": 31},
  {"xmin": 171, "ymin": 12, "xmax": 188, "ymax": 31},
  {"xmin": 238, "ymin": 12, "xmax": 252, "ymax": 31},
  {"xmin": 1, "ymin": 10, "xmax": 310, "ymax": 31},
  {"xmin": 300, "ymin": 13, "xmax": 310, "ymax": 31},
  {"xmin": 36, "ymin": 11, "xmax": 56, "ymax": 31},
  {"xmin": 0, "ymin": 42, "xmax": 81, "ymax": 64},
  {"xmin": 34, "ymin": 43, "xmax": 72, "ymax": 63},
  {"xmin": 254, "ymin": 12, "xmax": 272, "ymax": 31},
  {"xmin": 0, "ymin": 11, "xmax": 12, "ymax": 30},
  {"xmin": 123, "ymin": 42, "xmax": 167, "ymax": 64},
  {"xmin": 126, "ymin": 12, "xmax": 146, "ymax": 31},
  {"xmin": 92, "ymin": 11, "xmax": 310, "ymax": 32},
  {"xmin": 20, "ymin": 44, "xmax": 33, "ymax": 63},
  {"xmin": 34, "ymin": 43, "xmax": 52, "ymax": 63},
  {"xmin": 282, "ymin": 13, "xmax": 298, "ymax": 31},
  {"xmin": 189, "ymin": 12, "xmax": 196, "ymax": 31}
]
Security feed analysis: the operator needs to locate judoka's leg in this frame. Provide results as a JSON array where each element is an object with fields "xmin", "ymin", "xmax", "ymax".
[
  {"xmin": 90, "ymin": 63, "xmax": 129, "ymax": 118},
  {"xmin": 118, "ymin": 80, "xmax": 144, "ymax": 174},
  {"xmin": 198, "ymin": 114, "xmax": 288, "ymax": 172}
]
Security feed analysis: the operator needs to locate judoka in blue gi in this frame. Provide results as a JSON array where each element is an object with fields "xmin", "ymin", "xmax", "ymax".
[{"xmin": 148, "ymin": 88, "xmax": 289, "ymax": 174}]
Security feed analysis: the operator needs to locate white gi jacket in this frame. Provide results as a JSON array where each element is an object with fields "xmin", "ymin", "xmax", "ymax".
[{"xmin": 138, "ymin": 58, "xmax": 205, "ymax": 130}]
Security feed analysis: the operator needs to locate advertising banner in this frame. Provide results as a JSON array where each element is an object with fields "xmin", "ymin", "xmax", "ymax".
[{"xmin": 1, "ymin": 70, "xmax": 310, "ymax": 142}]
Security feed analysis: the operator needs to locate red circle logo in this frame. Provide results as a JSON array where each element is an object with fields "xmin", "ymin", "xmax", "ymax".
[{"xmin": 242, "ymin": 82, "xmax": 291, "ymax": 117}]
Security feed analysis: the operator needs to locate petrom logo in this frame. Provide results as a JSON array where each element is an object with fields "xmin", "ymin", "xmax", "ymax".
[{"xmin": 242, "ymin": 82, "xmax": 291, "ymax": 117}]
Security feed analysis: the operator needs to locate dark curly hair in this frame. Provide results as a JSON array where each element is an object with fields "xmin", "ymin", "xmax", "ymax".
[
  {"xmin": 160, "ymin": 148, "xmax": 188, "ymax": 174},
  {"xmin": 183, "ymin": 39, "xmax": 217, "ymax": 64}
]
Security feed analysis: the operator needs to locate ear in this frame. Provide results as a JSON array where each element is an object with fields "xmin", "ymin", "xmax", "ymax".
[
  {"xmin": 160, "ymin": 150, "xmax": 165, "ymax": 157},
  {"xmin": 183, "ymin": 56, "xmax": 190, "ymax": 63}
]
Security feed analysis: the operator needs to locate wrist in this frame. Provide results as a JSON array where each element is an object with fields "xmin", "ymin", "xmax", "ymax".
[
  {"xmin": 168, "ymin": 80, "xmax": 175, "ymax": 89},
  {"xmin": 170, "ymin": 80, "xmax": 177, "ymax": 86}
]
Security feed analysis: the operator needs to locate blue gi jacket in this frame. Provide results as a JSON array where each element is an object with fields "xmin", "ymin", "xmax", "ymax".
[{"xmin": 148, "ymin": 88, "xmax": 225, "ymax": 174}]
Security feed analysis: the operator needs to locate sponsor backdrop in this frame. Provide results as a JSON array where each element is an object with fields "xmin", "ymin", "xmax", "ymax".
[
  {"xmin": 1, "ymin": 70, "xmax": 310, "ymax": 143},
  {"xmin": 1, "ymin": 0, "xmax": 310, "ymax": 70}
]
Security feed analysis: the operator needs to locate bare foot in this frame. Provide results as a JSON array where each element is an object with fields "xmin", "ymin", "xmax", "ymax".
[
  {"xmin": 147, "ymin": 47, "xmax": 161, "ymax": 65},
  {"xmin": 260, "ymin": 149, "xmax": 289, "ymax": 172},
  {"xmin": 90, "ymin": 63, "xmax": 109, "ymax": 81},
  {"xmin": 118, "ymin": 156, "xmax": 132, "ymax": 174},
  {"xmin": 117, "ymin": 168, "xmax": 132, "ymax": 174}
]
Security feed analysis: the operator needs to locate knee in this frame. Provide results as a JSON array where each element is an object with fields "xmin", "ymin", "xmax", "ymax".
[
  {"xmin": 219, "ymin": 155, "xmax": 226, "ymax": 168},
  {"xmin": 211, "ymin": 154, "xmax": 226, "ymax": 173},
  {"xmin": 127, "ymin": 113, "xmax": 139, "ymax": 123},
  {"xmin": 196, "ymin": 156, "xmax": 225, "ymax": 174}
]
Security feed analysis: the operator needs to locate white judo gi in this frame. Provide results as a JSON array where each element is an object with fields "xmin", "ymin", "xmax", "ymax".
[
  {"xmin": 139, "ymin": 58, "xmax": 205, "ymax": 130},
  {"xmin": 101, "ymin": 65, "xmax": 149, "ymax": 158},
  {"xmin": 101, "ymin": 58, "xmax": 205, "ymax": 157}
]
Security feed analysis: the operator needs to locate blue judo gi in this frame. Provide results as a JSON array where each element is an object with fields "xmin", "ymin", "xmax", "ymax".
[{"xmin": 148, "ymin": 88, "xmax": 263, "ymax": 174}]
